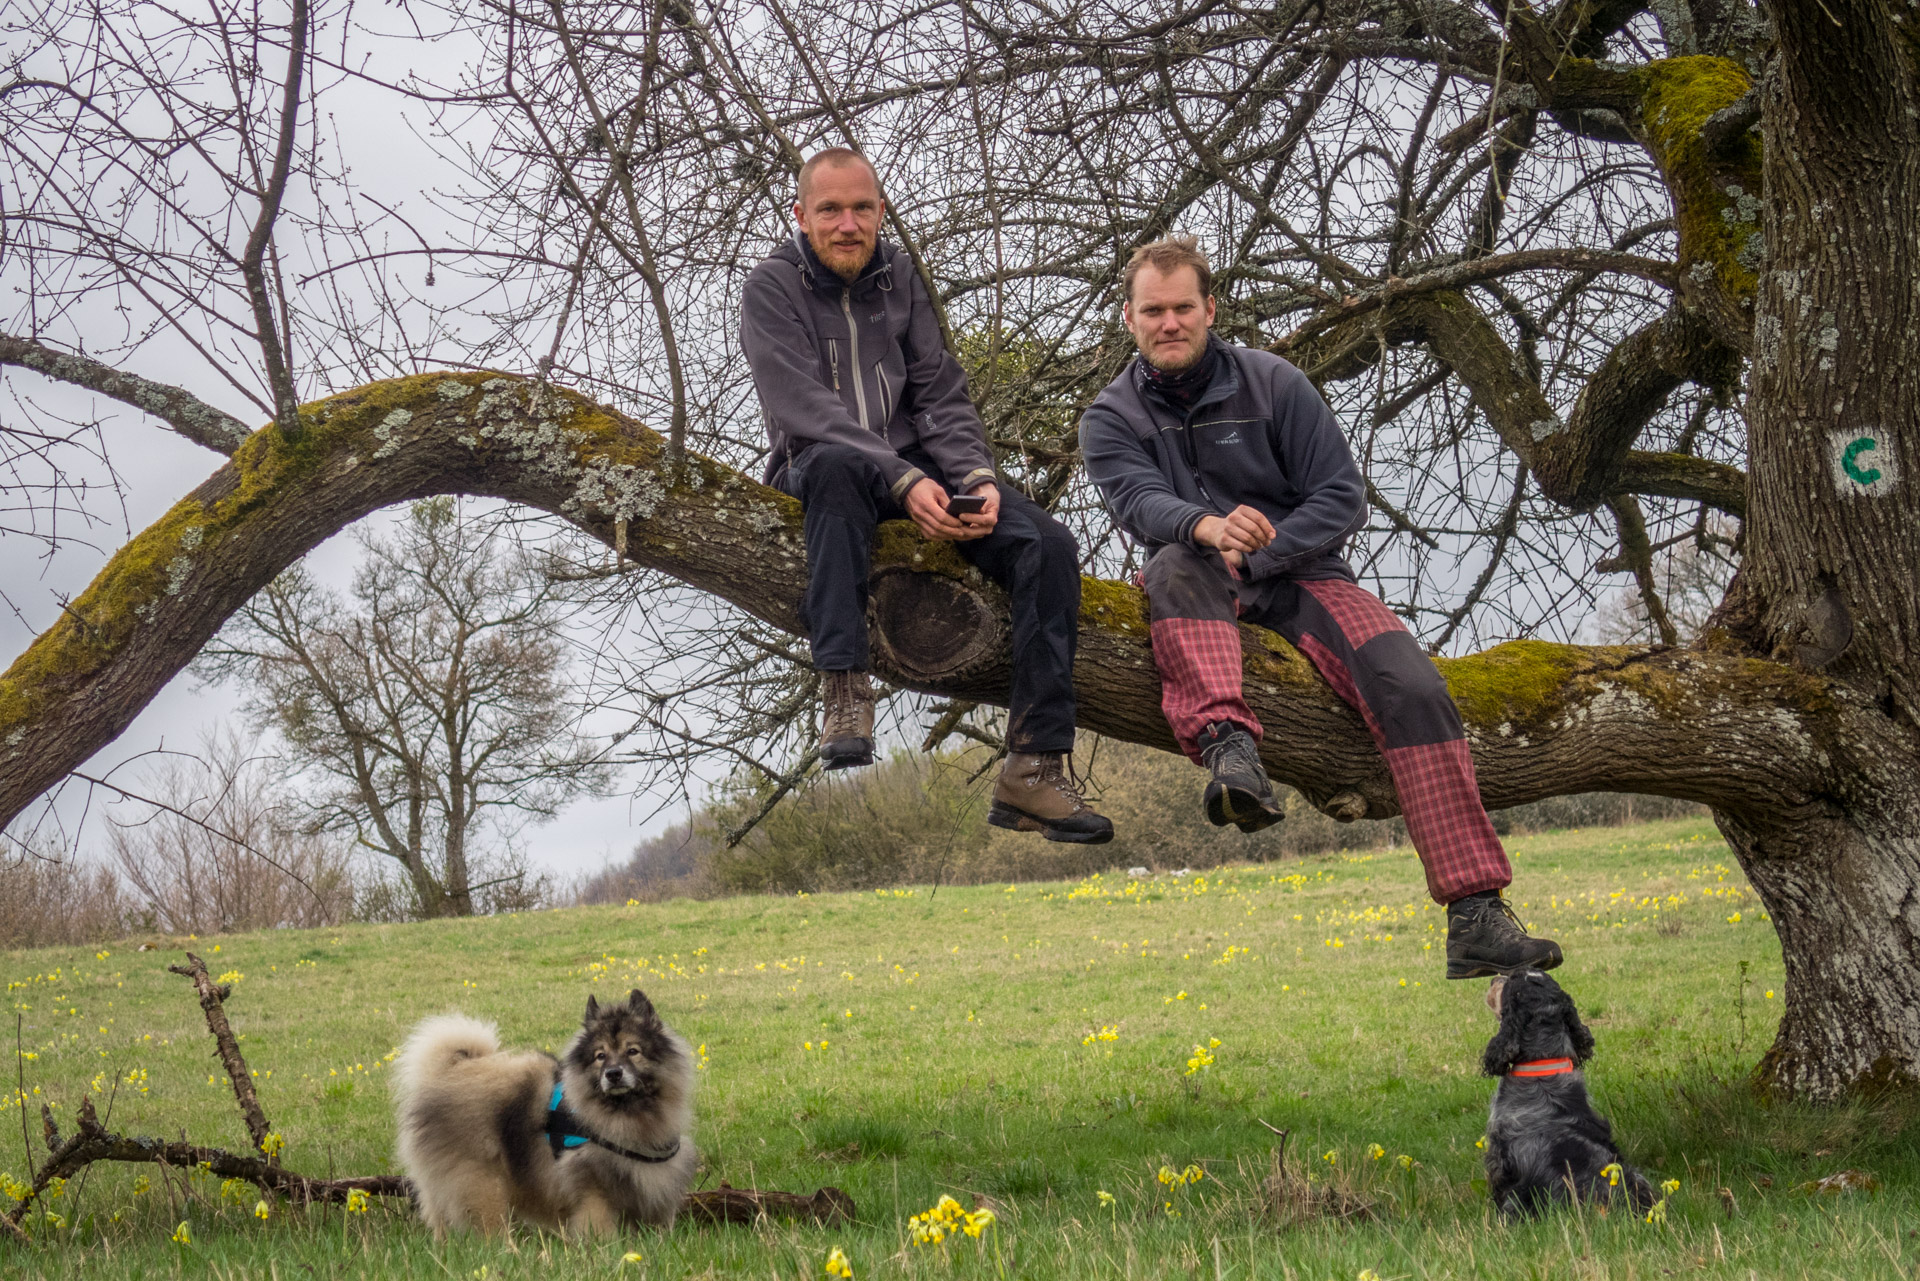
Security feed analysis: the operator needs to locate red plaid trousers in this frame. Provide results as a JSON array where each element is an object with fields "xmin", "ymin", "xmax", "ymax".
[{"xmin": 1142, "ymin": 546, "xmax": 1511, "ymax": 903}]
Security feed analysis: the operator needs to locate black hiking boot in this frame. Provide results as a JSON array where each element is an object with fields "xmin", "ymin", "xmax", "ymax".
[
  {"xmin": 1445, "ymin": 891, "xmax": 1563, "ymax": 979},
  {"xmin": 988, "ymin": 753, "xmax": 1115, "ymax": 844},
  {"xmin": 1197, "ymin": 721, "xmax": 1284, "ymax": 833},
  {"xmin": 819, "ymin": 670, "xmax": 876, "ymax": 770}
]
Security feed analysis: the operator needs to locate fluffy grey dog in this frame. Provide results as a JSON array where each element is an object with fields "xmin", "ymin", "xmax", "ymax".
[
  {"xmin": 1481, "ymin": 970, "xmax": 1654, "ymax": 1218},
  {"xmin": 393, "ymin": 989, "xmax": 697, "ymax": 1238}
]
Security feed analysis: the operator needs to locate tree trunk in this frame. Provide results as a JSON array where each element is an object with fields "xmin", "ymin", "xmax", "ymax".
[
  {"xmin": 1726, "ymin": 0, "xmax": 1920, "ymax": 1097},
  {"xmin": 1717, "ymin": 805, "xmax": 1920, "ymax": 1099}
]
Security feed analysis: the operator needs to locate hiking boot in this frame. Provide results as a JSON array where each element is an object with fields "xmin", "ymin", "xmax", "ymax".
[
  {"xmin": 988, "ymin": 753, "xmax": 1114, "ymax": 844},
  {"xmin": 1197, "ymin": 721, "xmax": 1284, "ymax": 833},
  {"xmin": 1445, "ymin": 891, "xmax": 1563, "ymax": 979},
  {"xmin": 819, "ymin": 671, "xmax": 876, "ymax": 770}
]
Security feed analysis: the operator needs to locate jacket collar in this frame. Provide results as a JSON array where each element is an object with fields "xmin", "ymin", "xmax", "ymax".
[
  {"xmin": 789, "ymin": 229, "xmax": 896, "ymax": 298},
  {"xmin": 1132, "ymin": 338, "xmax": 1241, "ymax": 419}
]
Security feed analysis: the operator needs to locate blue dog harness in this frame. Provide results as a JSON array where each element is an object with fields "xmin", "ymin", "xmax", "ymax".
[{"xmin": 545, "ymin": 1081, "xmax": 682, "ymax": 1163}]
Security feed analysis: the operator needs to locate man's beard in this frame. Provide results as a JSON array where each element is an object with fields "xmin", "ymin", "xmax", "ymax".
[
  {"xmin": 811, "ymin": 232, "xmax": 875, "ymax": 281},
  {"xmin": 1140, "ymin": 335, "xmax": 1206, "ymax": 373}
]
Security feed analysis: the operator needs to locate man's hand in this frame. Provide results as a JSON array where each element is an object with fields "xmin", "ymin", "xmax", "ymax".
[
  {"xmin": 905, "ymin": 477, "xmax": 991, "ymax": 542},
  {"xmin": 957, "ymin": 480, "xmax": 1000, "ymax": 535},
  {"xmin": 1193, "ymin": 504, "xmax": 1275, "ymax": 568}
]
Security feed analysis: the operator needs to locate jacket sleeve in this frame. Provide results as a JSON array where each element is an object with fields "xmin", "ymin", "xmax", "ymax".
[
  {"xmin": 739, "ymin": 265, "xmax": 923, "ymax": 498},
  {"xmin": 1079, "ymin": 401, "xmax": 1213, "ymax": 548},
  {"xmin": 1242, "ymin": 363, "xmax": 1367, "ymax": 580},
  {"xmin": 898, "ymin": 269, "xmax": 998, "ymax": 495}
]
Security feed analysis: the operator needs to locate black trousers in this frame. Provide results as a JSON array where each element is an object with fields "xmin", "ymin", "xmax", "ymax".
[{"xmin": 775, "ymin": 442, "xmax": 1080, "ymax": 755}]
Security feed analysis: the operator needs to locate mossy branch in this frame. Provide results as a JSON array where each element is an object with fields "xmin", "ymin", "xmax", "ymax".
[{"xmin": 0, "ymin": 371, "xmax": 1835, "ymax": 837}]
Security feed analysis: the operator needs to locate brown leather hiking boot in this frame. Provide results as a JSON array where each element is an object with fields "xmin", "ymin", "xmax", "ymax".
[
  {"xmin": 819, "ymin": 671, "xmax": 876, "ymax": 770},
  {"xmin": 988, "ymin": 753, "xmax": 1114, "ymax": 844}
]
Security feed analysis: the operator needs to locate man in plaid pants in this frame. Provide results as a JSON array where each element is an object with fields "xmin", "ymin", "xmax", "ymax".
[{"xmin": 1080, "ymin": 236, "xmax": 1562, "ymax": 979}]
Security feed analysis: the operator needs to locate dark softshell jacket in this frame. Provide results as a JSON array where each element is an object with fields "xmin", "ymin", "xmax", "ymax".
[
  {"xmin": 1079, "ymin": 342, "xmax": 1367, "ymax": 581},
  {"xmin": 741, "ymin": 233, "xmax": 997, "ymax": 502}
]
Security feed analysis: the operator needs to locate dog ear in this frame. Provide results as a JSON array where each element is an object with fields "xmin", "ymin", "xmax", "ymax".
[
  {"xmin": 584, "ymin": 995, "xmax": 601, "ymax": 1024},
  {"xmin": 1563, "ymin": 993, "xmax": 1596, "ymax": 1063},
  {"xmin": 627, "ymin": 989, "xmax": 656, "ymax": 1021},
  {"xmin": 1482, "ymin": 998, "xmax": 1524, "ymax": 1077}
]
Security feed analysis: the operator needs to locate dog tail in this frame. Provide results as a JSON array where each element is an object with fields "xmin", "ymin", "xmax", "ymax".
[{"xmin": 392, "ymin": 1014, "xmax": 500, "ymax": 1108}]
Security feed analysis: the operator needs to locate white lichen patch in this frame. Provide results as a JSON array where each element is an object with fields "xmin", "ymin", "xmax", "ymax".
[
  {"xmin": 437, "ymin": 379, "xmax": 477, "ymax": 400},
  {"xmin": 372, "ymin": 407, "xmax": 414, "ymax": 460},
  {"xmin": 1529, "ymin": 418, "xmax": 1562, "ymax": 442}
]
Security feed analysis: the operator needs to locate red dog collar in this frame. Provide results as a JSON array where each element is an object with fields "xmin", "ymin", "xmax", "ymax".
[{"xmin": 1509, "ymin": 1057, "xmax": 1576, "ymax": 1077}]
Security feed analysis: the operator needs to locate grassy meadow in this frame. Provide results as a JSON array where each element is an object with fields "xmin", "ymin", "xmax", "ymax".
[{"xmin": 5, "ymin": 815, "xmax": 1916, "ymax": 1278}]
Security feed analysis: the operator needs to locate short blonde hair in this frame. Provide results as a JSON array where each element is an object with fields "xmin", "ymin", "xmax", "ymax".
[
  {"xmin": 1123, "ymin": 235, "xmax": 1211, "ymax": 301},
  {"xmin": 797, "ymin": 148, "xmax": 880, "ymax": 206}
]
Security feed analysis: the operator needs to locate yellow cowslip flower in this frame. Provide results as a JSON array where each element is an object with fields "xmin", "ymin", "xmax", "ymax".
[
  {"xmin": 1645, "ymin": 1198, "xmax": 1668, "ymax": 1224},
  {"xmin": 1600, "ymin": 1162, "xmax": 1622, "ymax": 1186},
  {"xmin": 1661, "ymin": 1178, "xmax": 1680, "ymax": 1194},
  {"xmin": 1474, "ymin": 1136, "xmax": 1487, "ymax": 1150},
  {"xmin": 254, "ymin": 1200, "xmax": 271, "ymax": 1221},
  {"xmin": 1366, "ymin": 1143, "xmax": 1385, "ymax": 1161},
  {"xmin": 345, "ymin": 1188, "xmax": 370, "ymax": 1214},
  {"xmin": 622, "ymin": 1251, "xmax": 644, "ymax": 1264},
  {"xmin": 1358, "ymin": 1271, "xmax": 1382, "ymax": 1281},
  {"xmin": 1322, "ymin": 1150, "xmax": 1337, "ymax": 1165},
  {"xmin": 1396, "ymin": 1154, "xmax": 1415, "ymax": 1171},
  {"xmin": 171, "ymin": 1221, "xmax": 192, "ymax": 1245},
  {"xmin": 963, "ymin": 1208, "xmax": 996, "ymax": 1237},
  {"xmin": 1096, "ymin": 1190, "xmax": 1115, "ymax": 1207},
  {"xmin": 824, "ymin": 1245, "xmax": 853, "ymax": 1277},
  {"xmin": 131, "ymin": 1175, "xmax": 150, "ymax": 1196}
]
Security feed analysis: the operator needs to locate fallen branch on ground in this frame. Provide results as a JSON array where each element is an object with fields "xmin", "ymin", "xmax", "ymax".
[{"xmin": 3, "ymin": 950, "xmax": 856, "ymax": 1242}]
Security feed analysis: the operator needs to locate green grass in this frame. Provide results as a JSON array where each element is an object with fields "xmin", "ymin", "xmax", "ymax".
[{"xmin": 6, "ymin": 815, "xmax": 1917, "ymax": 1278}]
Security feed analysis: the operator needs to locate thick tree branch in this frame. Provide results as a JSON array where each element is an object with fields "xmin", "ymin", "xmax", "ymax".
[
  {"xmin": 1397, "ymin": 291, "xmax": 1749, "ymax": 517},
  {"xmin": 1276, "ymin": 246, "xmax": 1678, "ymax": 352},
  {"xmin": 1546, "ymin": 306, "xmax": 1737, "ymax": 509},
  {"xmin": 0, "ymin": 334, "xmax": 251, "ymax": 454},
  {"xmin": 0, "ymin": 373, "xmax": 1836, "ymax": 837}
]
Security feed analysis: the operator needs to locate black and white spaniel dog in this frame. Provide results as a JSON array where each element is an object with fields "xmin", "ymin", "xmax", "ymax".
[{"xmin": 1481, "ymin": 970, "xmax": 1655, "ymax": 1218}]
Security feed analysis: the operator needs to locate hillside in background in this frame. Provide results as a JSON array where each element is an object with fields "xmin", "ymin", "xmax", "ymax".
[{"xmin": 583, "ymin": 737, "xmax": 1702, "ymax": 902}]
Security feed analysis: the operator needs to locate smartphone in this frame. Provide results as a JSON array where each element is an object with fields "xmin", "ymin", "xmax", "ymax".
[{"xmin": 946, "ymin": 494, "xmax": 989, "ymax": 518}]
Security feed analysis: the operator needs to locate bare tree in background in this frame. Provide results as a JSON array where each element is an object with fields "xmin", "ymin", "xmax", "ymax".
[
  {"xmin": 3, "ymin": 0, "xmax": 1920, "ymax": 1098},
  {"xmin": 197, "ymin": 497, "xmax": 609, "ymax": 916},
  {"xmin": 106, "ymin": 729, "xmax": 355, "ymax": 934}
]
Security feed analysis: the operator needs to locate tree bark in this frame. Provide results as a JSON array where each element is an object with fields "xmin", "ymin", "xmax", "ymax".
[
  {"xmin": 1724, "ymin": 0, "xmax": 1920, "ymax": 1099},
  {"xmin": 0, "ymin": 368, "xmax": 1900, "ymax": 1097}
]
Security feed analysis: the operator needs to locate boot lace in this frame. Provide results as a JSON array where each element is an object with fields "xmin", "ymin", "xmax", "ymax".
[
  {"xmin": 1200, "ymin": 726, "xmax": 1262, "ymax": 780},
  {"xmin": 1035, "ymin": 753, "xmax": 1093, "ymax": 814},
  {"xmin": 1463, "ymin": 894, "xmax": 1530, "ymax": 939},
  {"xmin": 821, "ymin": 672, "xmax": 872, "ymax": 739}
]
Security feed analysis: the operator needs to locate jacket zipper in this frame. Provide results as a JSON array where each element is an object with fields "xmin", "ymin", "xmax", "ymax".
[
  {"xmin": 841, "ymin": 288, "xmax": 872, "ymax": 432},
  {"xmin": 830, "ymin": 339, "xmax": 840, "ymax": 391},
  {"xmin": 1172, "ymin": 402, "xmax": 1218, "ymax": 508}
]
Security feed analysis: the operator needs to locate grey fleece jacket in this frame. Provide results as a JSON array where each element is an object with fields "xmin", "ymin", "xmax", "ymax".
[
  {"xmin": 1079, "ymin": 341, "xmax": 1367, "ymax": 581},
  {"xmin": 740, "ymin": 232, "xmax": 997, "ymax": 502}
]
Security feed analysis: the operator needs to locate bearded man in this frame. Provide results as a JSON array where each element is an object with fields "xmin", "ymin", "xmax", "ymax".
[
  {"xmin": 1078, "ymin": 236, "xmax": 1561, "ymax": 977},
  {"xmin": 740, "ymin": 148, "xmax": 1111, "ymax": 844}
]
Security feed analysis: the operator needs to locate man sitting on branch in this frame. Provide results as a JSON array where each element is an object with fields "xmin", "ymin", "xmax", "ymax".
[
  {"xmin": 1079, "ymin": 236, "xmax": 1561, "ymax": 977},
  {"xmin": 740, "ymin": 148, "xmax": 1112, "ymax": 845}
]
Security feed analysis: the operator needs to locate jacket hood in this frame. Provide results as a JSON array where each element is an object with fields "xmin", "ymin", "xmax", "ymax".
[{"xmin": 781, "ymin": 229, "xmax": 900, "ymax": 298}]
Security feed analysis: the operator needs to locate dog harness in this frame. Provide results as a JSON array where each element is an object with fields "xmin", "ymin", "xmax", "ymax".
[
  {"xmin": 545, "ymin": 1082, "xmax": 682, "ymax": 1163},
  {"xmin": 1508, "ymin": 1058, "xmax": 1576, "ymax": 1078}
]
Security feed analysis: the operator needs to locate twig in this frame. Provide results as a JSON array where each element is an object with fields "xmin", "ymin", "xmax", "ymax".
[{"xmin": 166, "ymin": 953, "xmax": 273, "ymax": 1157}]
